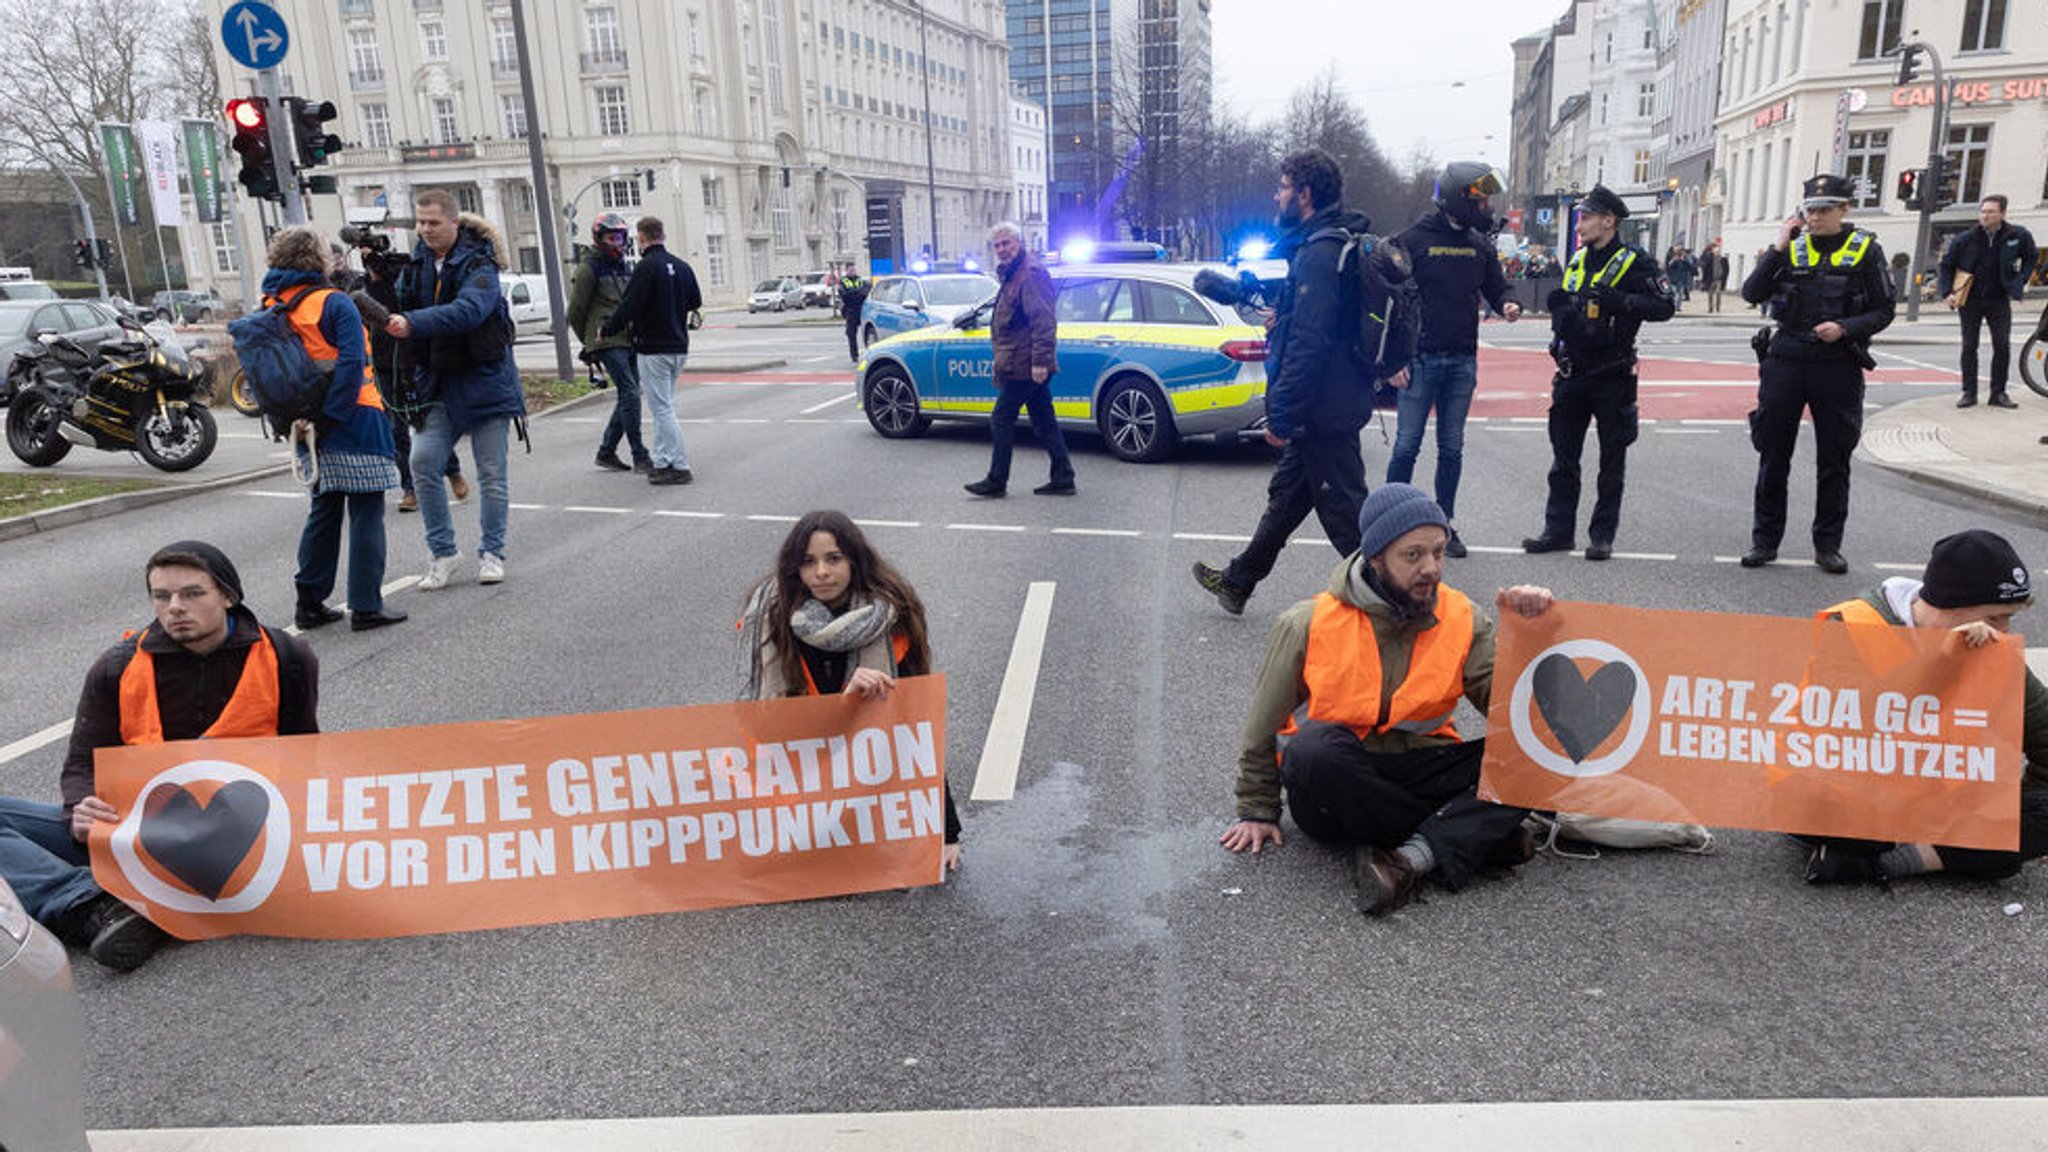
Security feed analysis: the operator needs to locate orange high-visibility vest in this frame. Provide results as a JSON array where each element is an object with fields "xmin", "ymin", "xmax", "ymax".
[
  {"xmin": 117, "ymin": 627, "xmax": 282, "ymax": 745},
  {"xmin": 264, "ymin": 287, "xmax": 383, "ymax": 410},
  {"xmin": 1279, "ymin": 587, "xmax": 1476, "ymax": 752},
  {"xmin": 1817, "ymin": 597, "xmax": 1917, "ymax": 672},
  {"xmin": 799, "ymin": 631, "xmax": 912, "ymax": 696}
]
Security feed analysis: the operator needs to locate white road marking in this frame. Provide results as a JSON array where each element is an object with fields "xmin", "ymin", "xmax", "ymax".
[
  {"xmin": 565, "ymin": 506, "xmax": 633, "ymax": 515},
  {"xmin": 972, "ymin": 581, "xmax": 1056, "ymax": 803},
  {"xmin": 0, "ymin": 719, "xmax": 74, "ymax": 768},
  {"xmin": 1172, "ymin": 532, "xmax": 1252, "ymax": 543},
  {"xmin": 946, "ymin": 522, "xmax": 1028, "ymax": 533},
  {"xmin": 242, "ymin": 491, "xmax": 302, "ymax": 500},
  {"xmin": 1464, "ymin": 545, "xmax": 1526, "ymax": 555},
  {"xmin": 652, "ymin": 510, "xmax": 725, "ymax": 519},
  {"xmin": 746, "ymin": 514, "xmax": 800, "ymax": 523},
  {"xmin": 1872, "ymin": 562, "xmax": 1921, "ymax": 572},
  {"xmin": 1611, "ymin": 551, "xmax": 1680, "ymax": 561},
  {"xmin": 1483, "ymin": 425, "xmax": 1549, "ymax": 432},
  {"xmin": 509, "ymin": 502, "xmax": 547, "ymax": 511},
  {"xmin": 1052, "ymin": 527, "xmax": 1144, "ymax": 538},
  {"xmin": 1655, "ymin": 428, "xmax": 1722, "ymax": 435},
  {"xmin": 799, "ymin": 391, "xmax": 858, "ymax": 414},
  {"xmin": 1679, "ymin": 418, "xmax": 1744, "ymax": 425}
]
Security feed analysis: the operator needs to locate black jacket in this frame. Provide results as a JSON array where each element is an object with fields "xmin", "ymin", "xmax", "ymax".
[
  {"xmin": 1741, "ymin": 228, "xmax": 1895, "ymax": 365},
  {"xmin": 1939, "ymin": 223, "xmax": 2038, "ymax": 302},
  {"xmin": 602, "ymin": 244, "xmax": 703, "ymax": 355},
  {"xmin": 1547, "ymin": 238, "xmax": 1675, "ymax": 376},
  {"xmin": 1397, "ymin": 209, "xmax": 1514, "ymax": 355},
  {"xmin": 1264, "ymin": 206, "xmax": 1372, "ymax": 439},
  {"xmin": 61, "ymin": 607, "xmax": 320, "ymax": 815}
]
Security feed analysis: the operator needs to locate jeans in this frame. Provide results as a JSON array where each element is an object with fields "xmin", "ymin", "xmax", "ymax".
[
  {"xmin": 1223, "ymin": 432, "xmax": 1366, "ymax": 593},
  {"xmin": 1386, "ymin": 352, "xmax": 1479, "ymax": 520},
  {"xmin": 296, "ymin": 490, "xmax": 390, "ymax": 612},
  {"xmin": 639, "ymin": 352, "xmax": 690, "ymax": 470},
  {"xmin": 1958, "ymin": 297, "xmax": 2013, "ymax": 398},
  {"xmin": 389, "ymin": 409, "xmax": 461, "ymax": 494},
  {"xmin": 986, "ymin": 375, "xmax": 1073, "ymax": 488},
  {"xmin": 0, "ymin": 797, "xmax": 99, "ymax": 926},
  {"xmin": 412, "ymin": 406, "xmax": 511, "ymax": 560},
  {"xmin": 594, "ymin": 346, "xmax": 646, "ymax": 459}
]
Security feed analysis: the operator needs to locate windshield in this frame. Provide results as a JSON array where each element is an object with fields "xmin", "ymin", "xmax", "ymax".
[
  {"xmin": 921, "ymin": 275, "xmax": 997, "ymax": 307},
  {"xmin": 0, "ymin": 282, "xmax": 57, "ymax": 301},
  {"xmin": 754, "ymin": 280, "xmax": 781, "ymax": 293}
]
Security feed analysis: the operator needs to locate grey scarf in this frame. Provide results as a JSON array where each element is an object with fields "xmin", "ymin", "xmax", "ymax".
[{"xmin": 739, "ymin": 585, "xmax": 897, "ymax": 698}]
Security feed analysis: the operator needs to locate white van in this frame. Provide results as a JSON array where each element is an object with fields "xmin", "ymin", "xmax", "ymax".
[{"xmin": 500, "ymin": 274, "xmax": 555, "ymax": 339}]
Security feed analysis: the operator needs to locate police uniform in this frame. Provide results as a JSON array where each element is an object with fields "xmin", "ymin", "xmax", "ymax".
[
  {"xmin": 1526, "ymin": 185, "xmax": 1675, "ymax": 558},
  {"xmin": 837, "ymin": 272, "xmax": 870, "ymax": 362},
  {"xmin": 1738, "ymin": 174, "xmax": 1896, "ymax": 572}
]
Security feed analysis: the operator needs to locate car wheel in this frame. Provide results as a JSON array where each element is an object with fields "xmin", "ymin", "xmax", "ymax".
[
  {"xmin": 194, "ymin": 309, "xmax": 212, "ymax": 323},
  {"xmin": 5, "ymin": 386, "xmax": 73, "ymax": 465},
  {"xmin": 862, "ymin": 364, "xmax": 931, "ymax": 439},
  {"xmin": 1097, "ymin": 374, "xmax": 1179, "ymax": 463},
  {"xmin": 155, "ymin": 308, "xmax": 173, "ymax": 323}
]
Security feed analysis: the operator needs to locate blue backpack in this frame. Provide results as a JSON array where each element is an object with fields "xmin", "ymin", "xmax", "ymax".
[{"xmin": 227, "ymin": 285, "xmax": 334, "ymax": 439}]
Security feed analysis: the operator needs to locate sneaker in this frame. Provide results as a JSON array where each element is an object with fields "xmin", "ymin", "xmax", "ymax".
[
  {"xmin": 1803, "ymin": 843, "xmax": 1887, "ymax": 886},
  {"xmin": 478, "ymin": 552, "xmax": 506, "ymax": 584},
  {"xmin": 1191, "ymin": 561, "xmax": 1249, "ymax": 616},
  {"xmin": 1352, "ymin": 847, "xmax": 1418, "ymax": 917},
  {"xmin": 78, "ymin": 893, "xmax": 168, "ymax": 972},
  {"xmin": 1444, "ymin": 529, "xmax": 1468, "ymax": 559},
  {"xmin": 419, "ymin": 554, "xmax": 460, "ymax": 591},
  {"xmin": 397, "ymin": 491, "xmax": 418, "ymax": 514},
  {"xmin": 449, "ymin": 474, "xmax": 471, "ymax": 503},
  {"xmin": 594, "ymin": 450, "xmax": 632, "ymax": 472},
  {"xmin": 648, "ymin": 466, "xmax": 693, "ymax": 485}
]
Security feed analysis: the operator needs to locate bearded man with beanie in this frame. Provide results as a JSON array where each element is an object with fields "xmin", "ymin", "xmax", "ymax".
[
  {"xmin": 1219, "ymin": 483, "xmax": 1554, "ymax": 915},
  {"xmin": 0, "ymin": 542, "xmax": 319, "ymax": 969},
  {"xmin": 1804, "ymin": 529, "xmax": 2048, "ymax": 884}
]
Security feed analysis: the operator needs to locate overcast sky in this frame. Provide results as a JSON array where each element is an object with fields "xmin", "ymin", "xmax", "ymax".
[{"xmin": 1208, "ymin": 0, "xmax": 1563, "ymax": 177}]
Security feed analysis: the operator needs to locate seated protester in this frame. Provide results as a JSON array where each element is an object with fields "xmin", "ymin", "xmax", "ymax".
[
  {"xmin": 739, "ymin": 511, "xmax": 962, "ymax": 872},
  {"xmin": 1219, "ymin": 483, "xmax": 1554, "ymax": 915},
  {"xmin": 1805, "ymin": 529, "xmax": 2047, "ymax": 883},
  {"xmin": 0, "ymin": 542, "xmax": 319, "ymax": 970}
]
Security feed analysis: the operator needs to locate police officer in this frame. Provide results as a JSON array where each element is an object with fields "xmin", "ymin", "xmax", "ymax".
[
  {"xmin": 1522, "ymin": 185, "xmax": 1674, "ymax": 561},
  {"xmin": 836, "ymin": 264, "xmax": 870, "ymax": 363},
  {"xmin": 1739, "ymin": 173, "xmax": 1895, "ymax": 575}
]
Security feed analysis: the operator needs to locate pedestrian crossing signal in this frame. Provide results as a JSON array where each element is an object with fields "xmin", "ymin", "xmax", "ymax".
[{"xmin": 1895, "ymin": 169, "xmax": 1921, "ymax": 210}]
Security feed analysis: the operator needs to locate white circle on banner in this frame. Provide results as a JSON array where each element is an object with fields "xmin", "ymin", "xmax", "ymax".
[
  {"xmin": 1507, "ymin": 639, "xmax": 1653, "ymax": 779},
  {"xmin": 108, "ymin": 758, "xmax": 292, "ymax": 914}
]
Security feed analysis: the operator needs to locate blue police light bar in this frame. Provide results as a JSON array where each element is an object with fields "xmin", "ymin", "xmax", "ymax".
[
  {"xmin": 910, "ymin": 259, "xmax": 931, "ymax": 273},
  {"xmin": 1236, "ymin": 238, "xmax": 1272, "ymax": 262},
  {"xmin": 961, "ymin": 258, "xmax": 980, "ymax": 272},
  {"xmin": 1060, "ymin": 239, "xmax": 1096, "ymax": 264}
]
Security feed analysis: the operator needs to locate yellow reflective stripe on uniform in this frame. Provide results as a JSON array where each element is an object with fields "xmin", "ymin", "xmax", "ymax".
[
  {"xmin": 1561, "ymin": 247, "xmax": 1637, "ymax": 292},
  {"xmin": 1791, "ymin": 231, "xmax": 1872, "ymax": 270}
]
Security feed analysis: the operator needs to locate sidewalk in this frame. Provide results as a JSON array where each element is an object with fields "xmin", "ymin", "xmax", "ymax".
[{"xmin": 1861, "ymin": 389, "xmax": 2048, "ymax": 521}]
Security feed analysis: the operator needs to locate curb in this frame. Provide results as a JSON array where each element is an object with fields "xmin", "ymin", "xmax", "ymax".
[
  {"xmin": 0, "ymin": 387, "xmax": 616, "ymax": 545},
  {"xmin": 1859, "ymin": 454, "xmax": 2048, "ymax": 525}
]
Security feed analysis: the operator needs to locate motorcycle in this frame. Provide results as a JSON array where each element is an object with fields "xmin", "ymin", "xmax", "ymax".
[
  {"xmin": 2021, "ymin": 303, "xmax": 2048, "ymax": 399},
  {"xmin": 5, "ymin": 316, "xmax": 218, "ymax": 471}
]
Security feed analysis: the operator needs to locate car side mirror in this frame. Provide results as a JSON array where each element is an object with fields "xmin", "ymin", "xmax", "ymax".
[
  {"xmin": 903, "ymin": 300, "xmax": 923, "ymax": 312},
  {"xmin": 119, "ymin": 315, "xmax": 144, "ymax": 331}
]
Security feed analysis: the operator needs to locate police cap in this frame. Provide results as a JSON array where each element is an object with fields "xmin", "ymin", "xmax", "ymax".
[
  {"xmin": 1800, "ymin": 173, "xmax": 1855, "ymax": 209},
  {"xmin": 1579, "ymin": 184, "xmax": 1629, "ymax": 219}
]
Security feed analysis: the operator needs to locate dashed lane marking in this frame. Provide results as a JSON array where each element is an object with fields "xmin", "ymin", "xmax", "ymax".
[
  {"xmin": 652, "ymin": 510, "xmax": 724, "ymax": 519},
  {"xmin": 947, "ymin": 522, "xmax": 1029, "ymax": 533},
  {"xmin": 799, "ymin": 391, "xmax": 858, "ymax": 414},
  {"xmin": 0, "ymin": 719, "xmax": 73, "ymax": 769},
  {"xmin": 1052, "ymin": 527, "xmax": 1144, "ymax": 538},
  {"xmin": 972, "ymin": 581, "xmax": 1057, "ymax": 803}
]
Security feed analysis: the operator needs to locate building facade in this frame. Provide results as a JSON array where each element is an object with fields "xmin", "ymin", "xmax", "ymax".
[
  {"xmin": 200, "ymin": 0, "xmax": 1017, "ymax": 306},
  {"xmin": 1009, "ymin": 95, "xmax": 1050, "ymax": 252},
  {"xmin": 1661, "ymin": 0, "xmax": 1728, "ymax": 256}
]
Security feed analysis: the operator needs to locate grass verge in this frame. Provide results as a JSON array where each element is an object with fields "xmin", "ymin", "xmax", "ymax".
[
  {"xmin": 0, "ymin": 473, "xmax": 163, "ymax": 517},
  {"xmin": 522, "ymin": 376, "xmax": 597, "ymax": 413}
]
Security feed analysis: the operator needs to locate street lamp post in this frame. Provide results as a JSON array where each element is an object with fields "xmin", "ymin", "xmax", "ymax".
[
  {"xmin": 913, "ymin": 0, "xmax": 939, "ymax": 264},
  {"xmin": 4, "ymin": 138, "xmax": 110, "ymax": 298}
]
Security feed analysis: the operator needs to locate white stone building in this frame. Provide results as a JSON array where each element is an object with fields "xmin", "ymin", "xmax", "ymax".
[{"xmin": 1008, "ymin": 96, "xmax": 1049, "ymax": 253}]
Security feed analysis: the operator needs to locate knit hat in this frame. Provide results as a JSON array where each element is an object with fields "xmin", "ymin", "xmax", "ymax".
[
  {"xmin": 1920, "ymin": 529, "xmax": 2032, "ymax": 609},
  {"xmin": 149, "ymin": 540, "xmax": 245, "ymax": 605},
  {"xmin": 1356, "ymin": 483, "xmax": 1450, "ymax": 561}
]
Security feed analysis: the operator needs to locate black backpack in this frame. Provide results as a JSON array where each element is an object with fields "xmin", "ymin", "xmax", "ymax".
[
  {"xmin": 226, "ymin": 285, "xmax": 335, "ymax": 439},
  {"xmin": 1311, "ymin": 228, "xmax": 1423, "ymax": 408}
]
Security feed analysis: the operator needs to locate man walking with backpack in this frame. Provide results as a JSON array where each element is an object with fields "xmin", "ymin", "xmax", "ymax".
[
  {"xmin": 569, "ymin": 212, "xmax": 650, "ymax": 473},
  {"xmin": 1193, "ymin": 148, "xmax": 1374, "ymax": 615},
  {"xmin": 601, "ymin": 216, "xmax": 702, "ymax": 486}
]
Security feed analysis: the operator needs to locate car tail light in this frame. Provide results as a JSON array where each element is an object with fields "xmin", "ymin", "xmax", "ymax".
[{"xmin": 1220, "ymin": 339, "xmax": 1266, "ymax": 362}]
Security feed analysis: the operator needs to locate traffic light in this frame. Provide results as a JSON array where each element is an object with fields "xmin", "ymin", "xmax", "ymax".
[
  {"xmin": 226, "ymin": 98, "xmax": 280, "ymax": 202},
  {"xmin": 73, "ymin": 239, "xmax": 92, "ymax": 268},
  {"xmin": 94, "ymin": 238, "xmax": 112, "ymax": 266},
  {"xmin": 1896, "ymin": 168, "xmax": 1921, "ymax": 210},
  {"xmin": 285, "ymin": 97, "xmax": 342, "ymax": 167},
  {"xmin": 1895, "ymin": 45, "xmax": 1923, "ymax": 86},
  {"xmin": 1932, "ymin": 156, "xmax": 1961, "ymax": 210}
]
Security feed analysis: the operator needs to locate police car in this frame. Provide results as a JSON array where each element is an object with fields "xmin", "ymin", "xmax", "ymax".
[{"xmin": 856, "ymin": 261, "xmax": 1269, "ymax": 463}]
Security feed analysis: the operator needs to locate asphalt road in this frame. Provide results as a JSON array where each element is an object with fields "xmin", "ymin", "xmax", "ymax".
[{"xmin": 4, "ymin": 311, "xmax": 2046, "ymax": 1130}]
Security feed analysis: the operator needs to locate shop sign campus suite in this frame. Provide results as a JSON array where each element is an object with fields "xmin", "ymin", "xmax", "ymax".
[
  {"xmin": 87, "ymin": 679, "xmax": 951, "ymax": 940},
  {"xmin": 1481, "ymin": 604, "xmax": 2024, "ymax": 851}
]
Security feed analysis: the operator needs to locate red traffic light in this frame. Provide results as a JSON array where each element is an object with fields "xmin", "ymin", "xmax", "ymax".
[{"xmin": 227, "ymin": 99, "xmax": 266, "ymax": 131}]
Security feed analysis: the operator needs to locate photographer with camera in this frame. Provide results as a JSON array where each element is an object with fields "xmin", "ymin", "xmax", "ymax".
[
  {"xmin": 343, "ymin": 223, "xmax": 466, "ymax": 514},
  {"xmin": 568, "ymin": 213, "xmax": 649, "ymax": 474}
]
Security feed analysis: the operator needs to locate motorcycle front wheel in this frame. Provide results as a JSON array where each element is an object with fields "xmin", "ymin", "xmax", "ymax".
[
  {"xmin": 5, "ymin": 388, "xmax": 73, "ymax": 466},
  {"xmin": 134, "ymin": 401, "xmax": 217, "ymax": 472},
  {"xmin": 2021, "ymin": 330, "xmax": 2048, "ymax": 399}
]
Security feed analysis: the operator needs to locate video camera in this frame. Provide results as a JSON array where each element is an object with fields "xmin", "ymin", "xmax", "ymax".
[{"xmin": 339, "ymin": 224, "xmax": 409, "ymax": 280}]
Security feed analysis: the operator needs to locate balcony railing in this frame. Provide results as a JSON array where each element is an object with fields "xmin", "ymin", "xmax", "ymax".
[{"xmin": 581, "ymin": 49, "xmax": 629, "ymax": 75}]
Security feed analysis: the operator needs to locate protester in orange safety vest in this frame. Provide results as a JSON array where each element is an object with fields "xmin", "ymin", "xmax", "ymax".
[
  {"xmin": 1804, "ymin": 528, "xmax": 2048, "ymax": 884},
  {"xmin": 1220, "ymin": 483, "xmax": 1556, "ymax": 916},
  {"xmin": 0, "ymin": 542, "xmax": 319, "ymax": 969}
]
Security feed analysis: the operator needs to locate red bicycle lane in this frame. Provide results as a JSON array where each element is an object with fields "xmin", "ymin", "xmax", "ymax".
[{"xmin": 1468, "ymin": 348, "xmax": 1956, "ymax": 420}]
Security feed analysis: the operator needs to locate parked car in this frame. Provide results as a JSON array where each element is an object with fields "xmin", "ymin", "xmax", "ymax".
[
  {"xmin": 857, "ymin": 262, "xmax": 1270, "ymax": 463},
  {"xmin": 0, "ymin": 298, "xmax": 125, "ymax": 405},
  {"xmin": 796, "ymin": 270, "xmax": 834, "ymax": 308},
  {"xmin": 500, "ymin": 274, "xmax": 555, "ymax": 339},
  {"xmin": 0, "ymin": 279, "xmax": 58, "ymax": 302},
  {"xmin": 858, "ymin": 272, "xmax": 998, "ymax": 347},
  {"xmin": 0, "ymin": 874, "xmax": 91, "ymax": 1152},
  {"xmin": 150, "ymin": 288, "xmax": 224, "ymax": 324},
  {"xmin": 747, "ymin": 276, "xmax": 805, "ymax": 312}
]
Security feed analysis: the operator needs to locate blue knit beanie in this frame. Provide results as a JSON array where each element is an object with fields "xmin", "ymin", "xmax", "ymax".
[{"xmin": 1355, "ymin": 483, "xmax": 1449, "ymax": 560}]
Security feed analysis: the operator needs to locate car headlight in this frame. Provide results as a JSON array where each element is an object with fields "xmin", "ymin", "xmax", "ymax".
[{"xmin": 0, "ymin": 879, "xmax": 30, "ymax": 945}]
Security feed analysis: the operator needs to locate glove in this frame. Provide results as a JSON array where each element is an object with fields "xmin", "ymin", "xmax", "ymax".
[
  {"xmin": 578, "ymin": 346, "xmax": 599, "ymax": 365},
  {"xmin": 1597, "ymin": 287, "xmax": 1632, "ymax": 316}
]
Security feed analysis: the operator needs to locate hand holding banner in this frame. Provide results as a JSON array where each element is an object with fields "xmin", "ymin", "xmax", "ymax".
[
  {"xmin": 90, "ymin": 677, "xmax": 950, "ymax": 940},
  {"xmin": 1480, "ymin": 603, "xmax": 2024, "ymax": 850}
]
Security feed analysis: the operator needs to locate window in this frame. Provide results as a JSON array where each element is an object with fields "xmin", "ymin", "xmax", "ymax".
[
  {"xmin": 455, "ymin": 187, "xmax": 482, "ymax": 214},
  {"xmin": 431, "ymin": 96, "xmax": 459, "ymax": 144},
  {"xmin": 1945, "ymin": 124, "xmax": 1992, "ymax": 206},
  {"xmin": 501, "ymin": 93, "xmax": 527, "ymax": 138},
  {"xmin": 510, "ymin": 181, "xmax": 534, "ymax": 214},
  {"xmin": 1960, "ymin": 0, "xmax": 2007, "ymax": 52},
  {"xmin": 1856, "ymin": 0, "xmax": 1903, "ymax": 60},
  {"xmin": 490, "ymin": 15, "xmax": 518, "ymax": 73},
  {"xmin": 348, "ymin": 28, "xmax": 383, "ymax": 83},
  {"xmin": 600, "ymin": 178, "xmax": 642, "ymax": 209},
  {"xmin": 771, "ymin": 180, "xmax": 795, "ymax": 250},
  {"xmin": 702, "ymin": 175, "xmax": 725, "ymax": 209},
  {"xmin": 688, "ymin": 10, "xmax": 707, "ymax": 63},
  {"xmin": 1598, "ymin": 92, "xmax": 1608, "ymax": 125},
  {"xmin": 764, "ymin": 0, "xmax": 787, "ymax": 111},
  {"xmin": 211, "ymin": 222, "xmax": 239, "ymax": 274},
  {"xmin": 1843, "ymin": 129, "xmax": 1889, "ymax": 208},
  {"xmin": 594, "ymin": 86, "xmax": 630, "ymax": 135},
  {"xmin": 1055, "ymin": 277, "xmax": 1117, "ymax": 323},
  {"xmin": 1637, "ymin": 82, "xmax": 1655, "ymax": 117},
  {"xmin": 419, "ymin": 18, "xmax": 447, "ymax": 61},
  {"xmin": 361, "ymin": 103, "xmax": 391, "ymax": 148},
  {"xmin": 1632, "ymin": 150, "xmax": 1652, "ymax": 184},
  {"xmin": 1132, "ymin": 280, "xmax": 1214, "ymax": 326},
  {"xmin": 831, "ymin": 188, "xmax": 849, "ymax": 252},
  {"xmin": 587, "ymin": 7, "xmax": 624, "ymax": 63},
  {"xmin": 705, "ymin": 234, "xmax": 728, "ymax": 287}
]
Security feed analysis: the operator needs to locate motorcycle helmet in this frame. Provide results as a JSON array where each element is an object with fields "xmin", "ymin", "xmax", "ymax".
[
  {"xmin": 591, "ymin": 212, "xmax": 631, "ymax": 254},
  {"xmin": 1434, "ymin": 161, "xmax": 1504, "ymax": 229}
]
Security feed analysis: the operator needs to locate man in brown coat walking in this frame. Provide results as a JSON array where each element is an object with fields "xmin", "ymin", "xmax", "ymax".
[{"xmin": 966, "ymin": 222, "xmax": 1075, "ymax": 496}]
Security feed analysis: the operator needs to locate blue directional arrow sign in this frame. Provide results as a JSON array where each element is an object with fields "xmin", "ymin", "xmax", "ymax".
[{"xmin": 221, "ymin": 1, "xmax": 289, "ymax": 71}]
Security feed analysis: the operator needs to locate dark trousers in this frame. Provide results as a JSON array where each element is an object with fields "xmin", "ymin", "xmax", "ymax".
[
  {"xmin": 1749, "ymin": 355, "xmax": 1864, "ymax": 553},
  {"xmin": 1223, "ymin": 432, "xmax": 1367, "ymax": 593},
  {"xmin": 984, "ymin": 375, "xmax": 1074, "ymax": 488},
  {"xmin": 1543, "ymin": 372, "xmax": 1638, "ymax": 545},
  {"xmin": 1279, "ymin": 724, "xmax": 1527, "ymax": 890},
  {"xmin": 845, "ymin": 318, "xmax": 862, "ymax": 360},
  {"xmin": 1802, "ymin": 783, "xmax": 2048, "ymax": 880},
  {"xmin": 296, "ymin": 489, "xmax": 389, "ymax": 613},
  {"xmin": 1958, "ymin": 297, "xmax": 2013, "ymax": 399},
  {"xmin": 594, "ymin": 345, "xmax": 647, "ymax": 460}
]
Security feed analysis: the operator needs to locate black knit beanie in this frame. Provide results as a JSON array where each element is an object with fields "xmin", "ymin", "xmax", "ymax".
[{"xmin": 1920, "ymin": 529, "xmax": 2031, "ymax": 609}]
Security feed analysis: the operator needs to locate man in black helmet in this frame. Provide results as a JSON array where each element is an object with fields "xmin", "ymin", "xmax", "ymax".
[
  {"xmin": 568, "ymin": 212, "xmax": 649, "ymax": 473},
  {"xmin": 1390, "ymin": 162, "xmax": 1522, "ymax": 558}
]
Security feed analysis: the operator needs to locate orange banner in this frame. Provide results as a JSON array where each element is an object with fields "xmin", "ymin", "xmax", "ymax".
[
  {"xmin": 88, "ymin": 677, "xmax": 949, "ymax": 940},
  {"xmin": 1479, "ymin": 603, "xmax": 2024, "ymax": 849}
]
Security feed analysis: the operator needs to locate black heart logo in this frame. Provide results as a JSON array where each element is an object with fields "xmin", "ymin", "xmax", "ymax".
[
  {"xmin": 138, "ymin": 781, "xmax": 269, "ymax": 900},
  {"xmin": 1531, "ymin": 654, "xmax": 1638, "ymax": 763}
]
